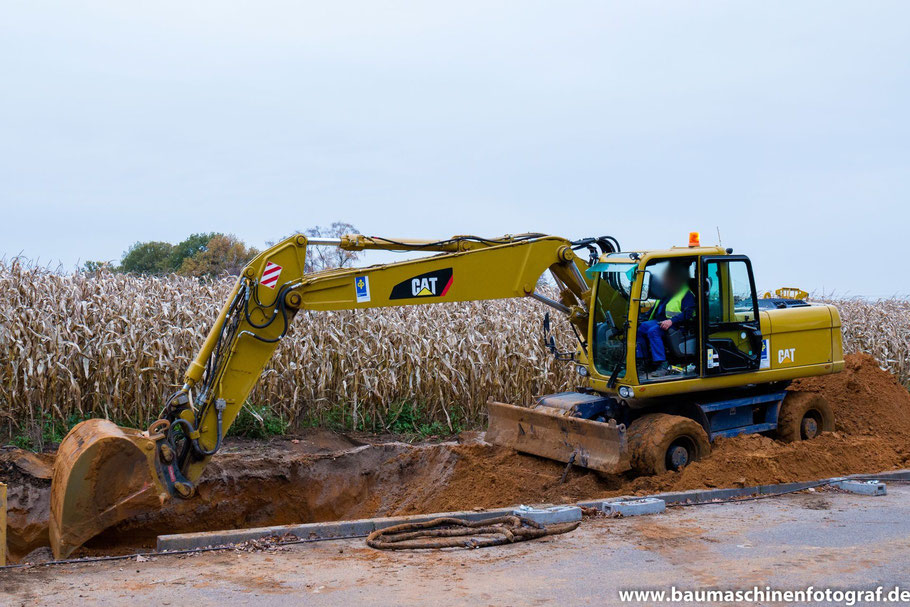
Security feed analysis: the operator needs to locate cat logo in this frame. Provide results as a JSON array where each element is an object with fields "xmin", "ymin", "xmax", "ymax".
[
  {"xmin": 390, "ymin": 268, "xmax": 453, "ymax": 300},
  {"xmin": 778, "ymin": 348, "xmax": 796, "ymax": 364}
]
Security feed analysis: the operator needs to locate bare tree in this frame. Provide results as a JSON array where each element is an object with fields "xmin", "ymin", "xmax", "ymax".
[
  {"xmin": 265, "ymin": 222, "xmax": 362, "ymax": 272},
  {"xmin": 303, "ymin": 222, "xmax": 361, "ymax": 273}
]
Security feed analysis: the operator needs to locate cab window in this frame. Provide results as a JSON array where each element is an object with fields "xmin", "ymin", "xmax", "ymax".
[
  {"xmin": 636, "ymin": 257, "xmax": 698, "ymax": 383},
  {"xmin": 590, "ymin": 262, "xmax": 636, "ymax": 379},
  {"xmin": 702, "ymin": 257, "xmax": 761, "ymax": 374}
]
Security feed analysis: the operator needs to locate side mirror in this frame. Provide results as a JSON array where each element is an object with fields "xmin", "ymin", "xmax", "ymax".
[
  {"xmin": 541, "ymin": 312, "xmax": 574, "ymax": 362},
  {"xmin": 639, "ymin": 271, "xmax": 652, "ymax": 301}
]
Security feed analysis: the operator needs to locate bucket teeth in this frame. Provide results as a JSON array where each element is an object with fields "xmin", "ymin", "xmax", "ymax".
[{"xmin": 49, "ymin": 419, "xmax": 169, "ymax": 559}]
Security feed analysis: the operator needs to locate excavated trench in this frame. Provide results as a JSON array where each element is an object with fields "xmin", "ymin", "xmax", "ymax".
[{"xmin": 3, "ymin": 354, "xmax": 910, "ymax": 563}]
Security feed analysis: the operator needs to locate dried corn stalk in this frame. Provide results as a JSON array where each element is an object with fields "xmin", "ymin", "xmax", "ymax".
[{"xmin": 0, "ymin": 260, "xmax": 906, "ymax": 437}]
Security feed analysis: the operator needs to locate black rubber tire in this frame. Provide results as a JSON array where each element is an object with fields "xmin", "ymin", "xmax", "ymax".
[
  {"xmin": 775, "ymin": 391, "xmax": 835, "ymax": 442},
  {"xmin": 627, "ymin": 413, "xmax": 711, "ymax": 475}
]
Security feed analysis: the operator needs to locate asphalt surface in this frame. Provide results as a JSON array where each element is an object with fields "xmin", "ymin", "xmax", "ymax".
[{"xmin": 2, "ymin": 484, "xmax": 909, "ymax": 606}]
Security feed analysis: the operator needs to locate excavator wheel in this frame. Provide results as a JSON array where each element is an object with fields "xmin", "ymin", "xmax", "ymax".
[
  {"xmin": 775, "ymin": 391, "xmax": 834, "ymax": 442},
  {"xmin": 626, "ymin": 413, "xmax": 711, "ymax": 475}
]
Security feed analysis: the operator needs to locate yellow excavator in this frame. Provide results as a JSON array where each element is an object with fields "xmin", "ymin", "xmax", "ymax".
[{"xmin": 49, "ymin": 232, "xmax": 843, "ymax": 558}]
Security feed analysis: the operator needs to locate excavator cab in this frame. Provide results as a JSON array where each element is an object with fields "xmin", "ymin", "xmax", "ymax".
[{"xmin": 588, "ymin": 250, "xmax": 763, "ymax": 384}]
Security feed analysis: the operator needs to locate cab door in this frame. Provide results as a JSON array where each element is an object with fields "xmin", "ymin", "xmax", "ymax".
[{"xmin": 699, "ymin": 256, "xmax": 762, "ymax": 375}]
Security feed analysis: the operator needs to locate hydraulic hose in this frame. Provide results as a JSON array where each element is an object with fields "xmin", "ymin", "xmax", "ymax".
[{"xmin": 168, "ymin": 398, "xmax": 225, "ymax": 459}]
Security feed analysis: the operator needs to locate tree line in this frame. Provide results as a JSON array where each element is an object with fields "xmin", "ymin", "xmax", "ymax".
[{"xmin": 84, "ymin": 222, "xmax": 359, "ymax": 277}]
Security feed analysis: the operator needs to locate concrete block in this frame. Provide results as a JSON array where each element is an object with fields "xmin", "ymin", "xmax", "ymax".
[
  {"xmin": 758, "ymin": 481, "xmax": 819, "ymax": 495},
  {"xmin": 577, "ymin": 497, "xmax": 623, "ymax": 509},
  {"xmin": 601, "ymin": 497, "xmax": 666, "ymax": 517},
  {"xmin": 832, "ymin": 480, "xmax": 887, "ymax": 496},
  {"xmin": 845, "ymin": 469, "xmax": 910, "ymax": 481},
  {"xmin": 513, "ymin": 505, "xmax": 582, "ymax": 525}
]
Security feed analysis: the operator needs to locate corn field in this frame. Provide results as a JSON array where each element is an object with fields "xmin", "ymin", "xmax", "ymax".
[
  {"xmin": 1, "ymin": 260, "xmax": 908, "ymax": 442},
  {"xmin": 820, "ymin": 296, "xmax": 910, "ymax": 384},
  {"xmin": 0, "ymin": 261, "xmax": 572, "ymax": 440}
]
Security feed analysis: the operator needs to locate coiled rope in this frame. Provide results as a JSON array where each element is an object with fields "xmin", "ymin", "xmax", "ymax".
[{"xmin": 366, "ymin": 515, "xmax": 579, "ymax": 550}]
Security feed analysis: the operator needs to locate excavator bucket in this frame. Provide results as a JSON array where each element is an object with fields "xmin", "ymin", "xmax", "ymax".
[
  {"xmin": 485, "ymin": 400, "xmax": 630, "ymax": 474},
  {"xmin": 50, "ymin": 419, "xmax": 169, "ymax": 559}
]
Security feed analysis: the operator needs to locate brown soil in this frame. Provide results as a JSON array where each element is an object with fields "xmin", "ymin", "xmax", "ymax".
[
  {"xmin": 0, "ymin": 451, "xmax": 53, "ymax": 560},
  {"xmin": 2, "ymin": 353, "xmax": 909, "ymax": 563}
]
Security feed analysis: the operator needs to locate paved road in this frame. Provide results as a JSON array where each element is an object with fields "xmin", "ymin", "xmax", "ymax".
[{"xmin": 3, "ymin": 485, "xmax": 909, "ymax": 606}]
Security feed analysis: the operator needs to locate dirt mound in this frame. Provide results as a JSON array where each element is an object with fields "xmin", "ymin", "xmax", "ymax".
[
  {"xmin": 379, "ymin": 441, "xmax": 624, "ymax": 515},
  {"xmin": 2, "ymin": 354, "xmax": 909, "ymax": 563},
  {"xmin": 619, "ymin": 353, "xmax": 910, "ymax": 495},
  {"xmin": 389, "ymin": 354, "xmax": 910, "ymax": 509},
  {"xmin": 793, "ymin": 353, "xmax": 910, "ymax": 438}
]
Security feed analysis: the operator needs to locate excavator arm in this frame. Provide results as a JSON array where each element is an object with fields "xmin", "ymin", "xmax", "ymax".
[
  {"xmin": 176, "ymin": 233, "xmax": 591, "ymax": 483},
  {"xmin": 50, "ymin": 232, "xmax": 608, "ymax": 557}
]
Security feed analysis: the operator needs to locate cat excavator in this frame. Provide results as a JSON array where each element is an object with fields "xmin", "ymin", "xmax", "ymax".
[{"xmin": 49, "ymin": 232, "xmax": 844, "ymax": 558}]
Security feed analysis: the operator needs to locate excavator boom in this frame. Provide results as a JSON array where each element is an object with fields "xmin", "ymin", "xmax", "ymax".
[{"xmin": 50, "ymin": 232, "xmax": 607, "ymax": 557}]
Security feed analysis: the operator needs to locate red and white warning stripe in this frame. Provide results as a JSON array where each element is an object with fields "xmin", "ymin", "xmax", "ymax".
[{"xmin": 260, "ymin": 261, "xmax": 282, "ymax": 289}]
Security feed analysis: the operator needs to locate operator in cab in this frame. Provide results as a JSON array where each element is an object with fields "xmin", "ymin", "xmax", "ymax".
[{"xmin": 637, "ymin": 261, "xmax": 695, "ymax": 377}]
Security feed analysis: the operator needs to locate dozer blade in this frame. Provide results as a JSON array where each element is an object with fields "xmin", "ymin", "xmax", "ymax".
[
  {"xmin": 485, "ymin": 400, "xmax": 630, "ymax": 474},
  {"xmin": 50, "ymin": 419, "xmax": 169, "ymax": 559}
]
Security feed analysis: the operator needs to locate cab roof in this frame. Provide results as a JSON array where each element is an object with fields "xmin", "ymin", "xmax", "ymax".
[{"xmin": 598, "ymin": 246, "xmax": 729, "ymax": 264}]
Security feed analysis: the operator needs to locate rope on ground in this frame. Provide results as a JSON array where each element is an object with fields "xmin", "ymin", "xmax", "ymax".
[{"xmin": 366, "ymin": 515, "xmax": 580, "ymax": 550}]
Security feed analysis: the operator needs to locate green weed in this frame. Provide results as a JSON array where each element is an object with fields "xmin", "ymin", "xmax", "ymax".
[{"xmin": 227, "ymin": 403, "xmax": 289, "ymax": 439}]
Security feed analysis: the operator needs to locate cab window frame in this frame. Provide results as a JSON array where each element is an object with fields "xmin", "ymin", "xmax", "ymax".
[
  {"xmin": 634, "ymin": 255, "xmax": 699, "ymax": 383},
  {"xmin": 698, "ymin": 255, "xmax": 762, "ymax": 376}
]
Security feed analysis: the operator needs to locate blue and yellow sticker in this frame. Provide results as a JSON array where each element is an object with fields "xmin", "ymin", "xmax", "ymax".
[
  {"xmin": 760, "ymin": 338, "xmax": 770, "ymax": 369},
  {"xmin": 355, "ymin": 276, "xmax": 371, "ymax": 303}
]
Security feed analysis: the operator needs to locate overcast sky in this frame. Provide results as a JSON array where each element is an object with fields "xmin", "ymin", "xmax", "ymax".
[{"xmin": 1, "ymin": 1, "xmax": 906, "ymax": 297}]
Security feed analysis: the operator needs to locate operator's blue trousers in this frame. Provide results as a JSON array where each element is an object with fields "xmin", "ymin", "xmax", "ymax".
[{"xmin": 636, "ymin": 320, "xmax": 666, "ymax": 363}]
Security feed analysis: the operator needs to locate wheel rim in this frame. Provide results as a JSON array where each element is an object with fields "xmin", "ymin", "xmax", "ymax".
[
  {"xmin": 801, "ymin": 414, "xmax": 820, "ymax": 440},
  {"xmin": 666, "ymin": 437, "xmax": 695, "ymax": 471}
]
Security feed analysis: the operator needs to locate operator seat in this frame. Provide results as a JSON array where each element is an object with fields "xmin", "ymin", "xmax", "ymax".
[
  {"xmin": 666, "ymin": 326, "xmax": 696, "ymax": 359},
  {"xmin": 664, "ymin": 276, "xmax": 698, "ymax": 361}
]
